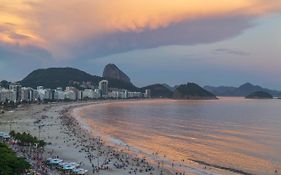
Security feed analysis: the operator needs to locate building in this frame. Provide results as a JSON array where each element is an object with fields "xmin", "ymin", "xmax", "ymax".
[
  {"xmin": 44, "ymin": 89, "xmax": 53, "ymax": 100},
  {"xmin": 33, "ymin": 90, "xmax": 39, "ymax": 101},
  {"xmin": 77, "ymin": 91, "xmax": 83, "ymax": 100},
  {"xmin": 65, "ymin": 90, "xmax": 76, "ymax": 100},
  {"xmin": 37, "ymin": 86, "xmax": 44, "ymax": 90},
  {"xmin": 108, "ymin": 89, "xmax": 127, "ymax": 99},
  {"xmin": 98, "ymin": 80, "xmax": 108, "ymax": 97},
  {"xmin": 37, "ymin": 87, "xmax": 53, "ymax": 100},
  {"xmin": 94, "ymin": 89, "xmax": 102, "ymax": 98},
  {"xmin": 54, "ymin": 88, "xmax": 65, "ymax": 100},
  {"xmin": 65, "ymin": 87, "xmax": 78, "ymax": 100},
  {"xmin": 0, "ymin": 89, "xmax": 16, "ymax": 103},
  {"xmin": 127, "ymin": 91, "xmax": 143, "ymax": 98},
  {"xmin": 144, "ymin": 89, "xmax": 151, "ymax": 98},
  {"xmin": 21, "ymin": 87, "xmax": 33, "ymax": 102},
  {"xmin": 83, "ymin": 89, "xmax": 94, "ymax": 99},
  {"xmin": 9, "ymin": 84, "xmax": 21, "ymax": 102}
]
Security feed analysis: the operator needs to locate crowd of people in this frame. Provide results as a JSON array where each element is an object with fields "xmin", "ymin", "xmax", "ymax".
[{"xmin": 58, "ymin": 107, "xmax": 161, "ymax": 175}]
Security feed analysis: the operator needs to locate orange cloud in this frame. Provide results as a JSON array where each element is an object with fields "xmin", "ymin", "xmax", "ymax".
[
  {"xmin": 0, "ymin": 0, "xmax": 280, "ymax": 58},
  {"xmin": 0, "ymin": 0, "xmax": 45, "ymax": 47}
]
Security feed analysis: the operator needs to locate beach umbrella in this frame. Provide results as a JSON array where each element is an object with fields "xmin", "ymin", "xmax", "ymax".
[
  {"xmin": 50, "ymin": 158, "xmax": 63, "ymax": 164},
  {"xmin": 63, "ymin": 164, "xmax": 76, "ymax": 170},
  {"xmin": 73, "ymin": 168, "xmax": 88, "ymax": 175}
]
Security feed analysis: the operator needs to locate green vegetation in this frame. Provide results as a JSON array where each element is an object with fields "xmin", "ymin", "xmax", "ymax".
[
  {"xmin": 245, "ymin": 91, "xmax": 273, "ymax": 99},
  {"xmin": 20, "ymin": 67, "xmax": 138, "ymax": 91},
  {"xmin": 0, "ymin": 142, "xmax": 31, "ymax": 175},
  {"xmin": 9, "ymin": 131, "xmax": 46, "ymax": 147},
  {"xmin": 173, "ymin": 83, "xmax": 216, "ymax": 99},
  {"xmin": 0, "ymin": 80, "xmax": 11, "ymax": 89},
  {"xmin": 141, "ymin": 84, "xmax": 173, "ymax": 98}
]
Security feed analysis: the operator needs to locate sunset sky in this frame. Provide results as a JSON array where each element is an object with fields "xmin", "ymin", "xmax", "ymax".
[{"xmin": 0, "ymin": 0, "xmax": 281, "ymax": 88}]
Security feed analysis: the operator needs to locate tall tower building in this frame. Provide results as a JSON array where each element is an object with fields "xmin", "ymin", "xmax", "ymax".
[
  {"xmin": 98, "ymin": 80, "xmax": 108, "ymax": 96},
  {"xmin": 9, "ymin": 83, "xmax": 22, "ymax": 102}
]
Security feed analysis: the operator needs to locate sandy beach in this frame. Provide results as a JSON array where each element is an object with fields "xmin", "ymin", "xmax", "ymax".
[
  {"xmin": 0, "ymin": 101, "xmax": 173, "ymax": 175},
  {"xmin": 1, "ymin": 100, "xmax": 260, "ymax": 175}
]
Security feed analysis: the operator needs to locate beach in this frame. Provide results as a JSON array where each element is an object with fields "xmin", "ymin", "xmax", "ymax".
[
  {"xmin": 2, "ymin": 99, "xmax": 280, "ymax": 175},
  {"xmin": 0, "ymin": 101, "xmax": 172, "ymax": 175}
]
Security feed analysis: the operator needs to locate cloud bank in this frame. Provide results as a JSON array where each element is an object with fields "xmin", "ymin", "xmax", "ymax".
[{"xmin": 0, "ymin": 0, "xmax": 281, "ymax": 61}]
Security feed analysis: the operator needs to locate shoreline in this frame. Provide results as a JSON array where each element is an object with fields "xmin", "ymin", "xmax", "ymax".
[
  {"xmin": 0, "ymin": 99, "xmax": 258, "ymax": 175},
  {"xmin": 68, "ymin": 99, "xmax": 251, "ymax": 175},
  {"xmin": 64, "ymin": 99, "xmax": 174, "ymax": 175},
  {"xmin": 0, "ymin": 100, "xmax": 172, "ymax": 175}
]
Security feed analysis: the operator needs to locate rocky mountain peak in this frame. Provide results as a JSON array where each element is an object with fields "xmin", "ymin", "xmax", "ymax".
[{"xmin": 102, "ymin": 64, "xmax": 131, "ymax": 83}]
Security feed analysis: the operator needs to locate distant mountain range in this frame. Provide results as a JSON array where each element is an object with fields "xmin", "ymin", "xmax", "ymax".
[
  {"xmin": 204, "ymin": 83, "xmax": 281, "ymax": 97},
  {"xmin": 1, "ymin": 64, "xmax": 279, "ymax": 98},
  {"xmin": 20, "ymin": 66, "xmax": 138, "ymax": 91}
]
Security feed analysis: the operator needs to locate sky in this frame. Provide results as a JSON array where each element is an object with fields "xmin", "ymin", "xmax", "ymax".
[{"xmin": 0, "ymin": 0, "xmax": 281, "ymax": 88}]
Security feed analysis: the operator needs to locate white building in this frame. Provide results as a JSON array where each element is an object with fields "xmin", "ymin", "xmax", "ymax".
[
  {"xmin": 78, "ymin": 91, "xmax": 83, "ymax": 100},
  {"xmin": 127, "ymin": 91, "xmax": 143, "ymax": 98},
  {"xmin": 45, "ymin": 89, "xmax": 53, "ymax": 100},
  {"xmin": 0, "ymin": 89, "xmax": 17, "ymax": 103},
  {"xmin": 83, "ymin": 89, "xmax": 94, "ymax": 99},
  {"xmin": 94, "ymin": 89, "xmax": 101, "ymax": 98},
  {"xmin": 54, "ymin": 89, "xmax": 65, "ymax": 100},
  {"xmin": 108, "ymin": 89, "xmax": 127, "ymax": 99},
  {"xmin": 21, "ymin": 87, "xmax": 33, "ymax": 102},
  {"xmin": 99, "ymin": 80, "xmax": 108, "ymax": 97},
  {"xmin": 9, "ymin": 84, "xmax": 21, "ymax": 102},
  {"xmin": 33, "ymin": 90, "xmax": 39, "ymax": 101},
  {"xmin": 144, "ymin": 89, "xmax": 151, "ymax": 98},
  {"xmin": 37, "ymin": 88, "xmax": 53, "ymax": 100},
  {"xmin": 65, "ymin": 90, "xmax": 76, "ymax": 100}
]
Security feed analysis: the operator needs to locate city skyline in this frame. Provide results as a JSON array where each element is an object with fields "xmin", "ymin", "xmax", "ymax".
[{"xmin": 0, "ymin": 0, "xmax": 281, "ymax": 88}]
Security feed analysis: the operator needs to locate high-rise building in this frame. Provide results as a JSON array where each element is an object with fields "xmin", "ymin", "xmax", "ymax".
[
  {"xmin": 145, "ymin": 89, "xmax": 151, "ymax": 98},
  {"xmin": 98, "ymin": 80, "xmax": 108, "ymax": 96},
  {"xmin": 65, "ymin": 87, "xmax": 78, "ymax": 100},
  {"xmin": 65, "ymin": 90, "xmax": 76, "ymax": 100},
  {"xmin": 9, "ymin": 84, "xmax": 21, "ymax": 102},
  {"xmin": 0, "ymin": 89, "xmax": 16, "ymax": 103},
  {"xmin": 78, "ymin": 91, "xmax": 83, "ymax": 100},
  {"xmin": 83, "ymin": 89, "xmax": 94, "ymax": 99},
  {"xmin": 54, "ymin": 89, "xmax": 65, "ymax": 100},
  {"xmin": 21, "ymin": 87, "xmax": 33, "ymax": 102}
]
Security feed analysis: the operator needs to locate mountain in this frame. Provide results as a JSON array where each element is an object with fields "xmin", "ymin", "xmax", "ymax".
[
  {"xmin": 103, "ymin": 64, "xmax": 130, "ymax": 83},
  {"xmin": 162, "ymin": 83, "xmax": 176, "ymax": 92},
  {"xmin": 245, "ymin": 91, "xmax": 273, "ymax": 99},
  {"xmin": 204, "ymin": 83, "xmax": 281, "ymax": 97},
  {"xmin": 173, "ymin": 83, "xmax": 217, "ymax": 99},
  {"xmin": 0, "ymin": 80, "xmax": 11, "ymax": 89},
  {"xmin": 141, "ymin": 84, "xmax": 173, "ymax": 98},
  {"xmin": 20, "ymin": 67, "xmax": 138, "ymax": 91},
  {"xmin": 204, "ymin": 86, "xmax": 237, "ymax": 96}
]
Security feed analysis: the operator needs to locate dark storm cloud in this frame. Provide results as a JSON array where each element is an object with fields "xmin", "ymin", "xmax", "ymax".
[{"xmin": 74, "ymin": 15, "xmax": 254, "ymax": 59}]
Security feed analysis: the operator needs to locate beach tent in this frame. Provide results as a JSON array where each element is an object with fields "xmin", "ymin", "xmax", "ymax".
[
  {"xmin": 63, "ymin": 164, "xmax": 76, "ymax": 170},
  {"xmin": 0, "ymin": 132, "xmax": 11, "ymax": 139},
  {"xmin": 58, "ymin": 162, "xmax": 79, "ymax": 168},
  {"xmin": 58, "ymin": 162, "xmax": 69, "ymax": 167},
  {"xmin": 73, "ymin": 168, "xmax": 88, "ymax": 175},
  {"xmin": 0, "ymin": 132, "xmax": 10, "ymax": 138},
  {"xmin": 49, "ymin": 158, "xmax": 63, "ymax": 165},
  {"xmin": 0, "ymin": 131, "xmax": 5, "ymax": 136}
]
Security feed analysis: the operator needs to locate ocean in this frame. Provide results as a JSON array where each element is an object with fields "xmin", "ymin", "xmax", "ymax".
[{"xmin": 75, "ymin": 97, "xmax": 281, "ymax": 175}]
